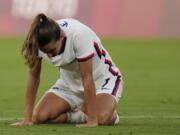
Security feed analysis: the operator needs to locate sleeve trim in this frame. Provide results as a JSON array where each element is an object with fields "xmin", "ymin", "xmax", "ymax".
[{"xmin": 76, "ymin": 53, "xmax": 94, "ymax": 62}]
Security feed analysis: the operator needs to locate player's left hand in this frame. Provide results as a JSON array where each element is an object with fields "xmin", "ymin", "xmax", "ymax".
[{"xmin": 76, "ymin": 120, "xmax": 98, "ymax": 128}]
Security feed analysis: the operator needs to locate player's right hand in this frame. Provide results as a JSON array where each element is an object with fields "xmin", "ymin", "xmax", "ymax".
[{"xmin": 10, "ymin": 120, "xmax": 33, "ymax": 126}]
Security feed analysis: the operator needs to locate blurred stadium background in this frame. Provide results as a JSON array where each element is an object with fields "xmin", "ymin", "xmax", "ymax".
[
  {"xmin": 0, "ymin": 0, "xmax": 180, "ymax": 135},
  {"xmin": 0, "ymin": 0, "xmax": 180, "ymax": 37}
]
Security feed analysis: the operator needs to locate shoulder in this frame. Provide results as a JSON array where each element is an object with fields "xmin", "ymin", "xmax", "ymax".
[
  {"xmin": 56, "ymin": 18, "xmax": 80, "ymax": 28},
  {"xmin": 56, "ymin": 19, "xmax": 93, "ymax": 33}
]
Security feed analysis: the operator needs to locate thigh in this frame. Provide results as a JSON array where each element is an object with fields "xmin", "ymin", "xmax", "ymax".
[
  {"xmin": 48, "ymin": 79, "xmax": 84, "ymax": 110},
  {"xmin": 97, "ymin": 75, "xmax": 123, "ymax": 103},
  {"xmin": 34, "ymin": 92, "xmax": 71, "ymax": 120},
  {"xmin": 96, "ymin": 93, "xmax": 117, "ymax": 116},
  {"xmin": 80, "ymin": 93, "xmax": 117, "ymax": 125}
]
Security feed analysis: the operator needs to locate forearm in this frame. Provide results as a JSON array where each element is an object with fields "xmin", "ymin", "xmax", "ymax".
[
  {"xmin": 24, "ymin": 74, "xmax": 40, "ymax": 121},
  {"xmin": 83, "ymin": 78, "xmax": 97, "ymax": 122},
  {"xmin": 78, "ymin": 59, "xmax": 98, "ymax": 127}
]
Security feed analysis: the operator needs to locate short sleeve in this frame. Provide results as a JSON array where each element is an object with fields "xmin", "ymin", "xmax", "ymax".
[{"xmin": 74, "ymin": 30, "xmax": 95, "ymax": 62}]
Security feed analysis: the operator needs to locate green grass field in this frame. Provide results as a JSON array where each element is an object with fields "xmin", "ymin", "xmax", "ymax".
[{"xmin": 0, "ymin": 37, "xmax": 180, "ymax": 135}]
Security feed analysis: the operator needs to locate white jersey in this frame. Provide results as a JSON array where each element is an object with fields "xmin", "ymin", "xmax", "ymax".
[{"xmin": 38, "ymin": 19, "xmax": 122, "ymax": 94}]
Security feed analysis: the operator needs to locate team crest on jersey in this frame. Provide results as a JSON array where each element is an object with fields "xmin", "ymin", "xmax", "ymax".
[{"xmin": 61, "ymin": 21, "xmax": 68, "ymax": 27}]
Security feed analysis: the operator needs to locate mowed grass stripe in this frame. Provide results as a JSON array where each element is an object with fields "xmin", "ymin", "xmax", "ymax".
[
  {"xmin": 1, "ymin": 115, "xmax": 180, "ymax": 121},
  {"xmin": 0, "ymin": 38, "xmax": 180, "ymax": 135}
]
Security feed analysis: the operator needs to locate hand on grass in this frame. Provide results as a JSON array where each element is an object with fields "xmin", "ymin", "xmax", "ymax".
[
  {"xmin": 76, "ymin": 118, "xmax": 98, "ymax": 128},
  {"xmin": 10, "ymin": 120, "xmax": 33, "ymax": 126}
]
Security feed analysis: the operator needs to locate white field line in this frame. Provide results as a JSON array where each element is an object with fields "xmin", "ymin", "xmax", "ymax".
[
  {"xmin": 0, "ymin": 118, "xmax": 22, "ymax": 121},
  {"xmin": 120, "ymin": 115, "xmax": 180, "ymax": 119},
  {"xmin": 0, "ymin": 115, "xmax": 180, "ymax": 121}
]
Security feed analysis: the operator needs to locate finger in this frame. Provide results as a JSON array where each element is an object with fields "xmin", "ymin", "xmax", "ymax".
[
  {"xmin": 10, "ymin": 122, "xmax": 22, "ymax": 126},
  {"xmin": 27, "ymin": 122, "xmax": 33, "ymax": 126},
  {"xmin": 76, "ymin": 123, "xmax": 97, "ymax": 128},
  {"xmin": 76, "ymin": 124, "xmax": 86, "ymax": 128},
  {"xmin": 10, "ymin": 121, "xmax": 33, "ymax": 126}
]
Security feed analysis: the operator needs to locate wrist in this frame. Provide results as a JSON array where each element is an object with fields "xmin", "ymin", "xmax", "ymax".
[
  {"xmin": 87, "ymin": 114, "xmax": 98, "ymax": 123},
  {"xmin": 23, "ymin": 110, "xmax": 33, "ymax": 122}
]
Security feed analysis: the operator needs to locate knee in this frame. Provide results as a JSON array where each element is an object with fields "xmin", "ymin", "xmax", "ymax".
[
  {"xmin": 32, "ymin": 110, "xmax": 49, "ymax": 124},
  {"xmin": 98, "ymin": 113, "xmax": 111, "ymax": 125}
]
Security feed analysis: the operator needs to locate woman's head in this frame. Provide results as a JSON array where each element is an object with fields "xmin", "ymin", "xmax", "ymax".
[{"xmin": 22, "ymin": 13, "xmax": 63, "ymax": 68}]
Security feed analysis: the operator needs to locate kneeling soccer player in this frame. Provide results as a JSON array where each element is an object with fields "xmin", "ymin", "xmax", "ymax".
[{"xmin": 12, "ymin": 13, "xmax": 123, "ymax": 127}]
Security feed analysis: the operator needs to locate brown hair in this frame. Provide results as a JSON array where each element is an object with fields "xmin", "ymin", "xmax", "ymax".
[{"xmin": 21, "ymin": 13, "xmax": 61, "ymax": 68}]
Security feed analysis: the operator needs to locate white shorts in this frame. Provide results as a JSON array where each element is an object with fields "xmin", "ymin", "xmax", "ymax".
[{"xmin": 46, "ymin": 75, "xmax": 123, "ymax": 111}]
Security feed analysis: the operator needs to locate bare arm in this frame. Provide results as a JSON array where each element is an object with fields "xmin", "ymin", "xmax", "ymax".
[
  {"xmin": 11, "ymin": 59, "xmax": 42, "ymax": 126},
  {"xmin": 77, "ymin": 58, "xmax": 98, "ymax": 127},
  {"xmin": 23, "ymin": 59, "xmax": 42, "ymax": 124}
]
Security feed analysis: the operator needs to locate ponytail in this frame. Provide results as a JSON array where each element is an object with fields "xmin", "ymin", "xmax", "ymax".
[{"xmin": 21, "ymin": 13, "xmax": 60, "ymax": 68}]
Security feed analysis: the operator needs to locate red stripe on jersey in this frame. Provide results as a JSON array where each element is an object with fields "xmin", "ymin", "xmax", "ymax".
[
  {"xmin": 109, "ymin": 67, "xmax": 119, "ymax": 76},
  {"xmin": 102, "ymin": 49, "xmax": 106, "ymax": 57},
  {"xmin": 112, "ymin": 76, "xmax": 121, "ymax": 96},
  {"xmin": 77, "ymin": 53, "xmax": 94, "ymax": 62},
  {"xmin": 94, "ymin": 41, "xmax": 102, "ymax": 58},
  {"xmin": 94, "ymin": 41, "xmax": 119, "ymax": 76},
  {"xmin": 105, "ymin": 59, "xmax": 112, "ymax": 66},
  {"xmin": 105, "ymin": 58, "xmax": 119, "ymax": 76},
  {"xmin": 94, "ymin": 41, "xmax": 106, "ymax": 58}
]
